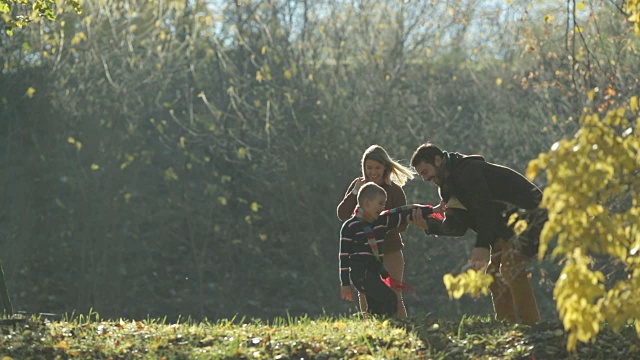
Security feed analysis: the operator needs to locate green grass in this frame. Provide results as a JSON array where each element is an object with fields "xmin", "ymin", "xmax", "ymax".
[{"xmin": 0, "ymin": 313, "xmax": 638, "ymax": 359}]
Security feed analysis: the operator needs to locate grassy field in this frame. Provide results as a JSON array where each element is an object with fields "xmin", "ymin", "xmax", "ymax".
[{"xmin": 0, "ymin": 312, "xmax": 638, "ymax": 359}]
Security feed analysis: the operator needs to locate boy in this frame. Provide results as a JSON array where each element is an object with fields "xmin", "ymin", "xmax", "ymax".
[{"xmin": 339, "ymin": 182, "xmax": 439, "ymax": 317}]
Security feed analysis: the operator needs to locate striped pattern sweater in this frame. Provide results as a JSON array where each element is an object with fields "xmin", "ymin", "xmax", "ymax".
[{"xmin": 339, "ymin": 205, "xmax": 436, "ymax": 286}]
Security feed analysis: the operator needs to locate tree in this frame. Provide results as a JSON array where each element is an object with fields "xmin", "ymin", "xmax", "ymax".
[
  {"xmin": 528, "ymin": 100, "xmax": 639, "ymax": 351},
  {"xmin": 1, "ymin": 0, "xmax": 81, "ymax": 35},
  {"xmin": 442, "ymin": 0, "xmax": 640, "ymax": 351}
]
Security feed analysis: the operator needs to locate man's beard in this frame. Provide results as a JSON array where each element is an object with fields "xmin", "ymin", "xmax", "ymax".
[{"xmin": 434, "ymin": 163, "xmax": 447, "ymax": 186}]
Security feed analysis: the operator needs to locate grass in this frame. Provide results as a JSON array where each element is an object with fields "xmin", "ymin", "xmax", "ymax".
[{"xmin": 0, "ymin": 312, "xmax": 638, "ymax": 359}]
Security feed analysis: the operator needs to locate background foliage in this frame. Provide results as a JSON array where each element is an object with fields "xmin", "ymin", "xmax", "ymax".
[{"xmin": 1, "ymin": 0, "xmax": 638, "ymax": 349}]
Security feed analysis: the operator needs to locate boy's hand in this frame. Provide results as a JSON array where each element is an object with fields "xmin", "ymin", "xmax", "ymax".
[{"xmin": 341, "ymin": 285, "xmax": 354, "ymax": 301}]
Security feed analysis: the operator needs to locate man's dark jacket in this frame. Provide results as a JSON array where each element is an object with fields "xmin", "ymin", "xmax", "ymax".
[{"xmin": 427, "ymin": 151, "xmax": 545, "ymax": 256}]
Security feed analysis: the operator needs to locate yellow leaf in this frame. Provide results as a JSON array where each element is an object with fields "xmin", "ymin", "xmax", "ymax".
[
  {"xmin": 75, "ymin": 142, "xmax": 82, "ymax": 151},
  {"xmin": 575, "ymin": 26, "xmax": 583, "ymax": 33},
  {"xmin": 442, "ymin": 274, "xmax": 454, "ymax": 290},
  {"xmin": 544, "ymin": 14, "xmax": 553, "ymax": 23},
  {"xmin": 256, "ymin": 71, "xmax": 263, "ymax": 82},
  {"xmin": 508, "ymin": 213, "xmax": 519, "ymax": 226},
  {"xmin": 259, "ymin": 233, "xmax": 267, "ymax": 241},
  {"xmin": 237, "ymin": 147, "xmax": 247, "ymax": 159},
  {"xmin": 630, "ymin": 96, "xmax": 638, "ymax": 112},
  {"xmin": 496, "ymin": 78, "xmax": 503, "ymax": 86},
  {"xmin": 163, "ymin": 168, "xmax": 178, "ymax": 181},
  {"xmin": 67, "ymin": 137, "xmax": 76, "ymax": 144},
  {"xmin": 577, "ymin": 2, "xmax": 585, "ymax": 10},
  {"xmin": 55, "ymin": 341, "xmax": 69, "ymax": 349},
  {"xmin": 284, "ymin": 69, "xmax": 292, "ymax": 79},
  {"xmin": 333, "ymin": 321, "xmax": 346, "ymax": 329},
  {"xmin": 25, "ymin": 87, "xmax": 36, "ymax": 98},
  {"xmin": 250, "ymin": 202, "xmax": 260, "ymax": 212},
  {"xmin": 588, "ymin": 89, "xmax": 596, "ymax": 101},
  {"xmin": 525, "ymin": 159, "xmax": 540, "ymax": 181},
  {"xmin": 452, "ymin": 286, "xmax": 465, "ymax": 299},
  {"xmin": 90, "ymin": 164, "xmax": 100, "ymax": 170},
  {"xmin": 218, "ymin": 197, "xmax": 227, "ymax": 205},
  {"xmin": 71, "ymin": 32, "xmax": 86, "ymax": 45},
  {"xmin": 261, "ymin": 46, "xmax": 267, "ymax": 55},
  {"xmin": 552, "ymin": 115, "xmax": 558, "ymax": 124},
  {"xmin": 514, "ymin": 220, "xmax": 528, "ymax": 235}
]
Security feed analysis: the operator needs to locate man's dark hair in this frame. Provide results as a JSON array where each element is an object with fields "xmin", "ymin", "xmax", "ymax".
[{"xmin": 410, "ymin": 143, "xmax": 444, "ymax": 168}]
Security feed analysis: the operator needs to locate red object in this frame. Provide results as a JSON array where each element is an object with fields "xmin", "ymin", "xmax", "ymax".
[
  {"xmin": 382, "ymin": 275, "xmax": 413, "ymax": 291},
  {"xmin": 429, "ymin": 211, "xmax": 444, "ymax": 221}
]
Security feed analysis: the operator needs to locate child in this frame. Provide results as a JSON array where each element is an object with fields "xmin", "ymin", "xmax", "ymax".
[
  {"xmin": 336, "ymin": 145, "xmax": 414, "ymax": 318},
  {"xmin": 339, "ymin": 182, "xmax": 441, "ymax": 317}
]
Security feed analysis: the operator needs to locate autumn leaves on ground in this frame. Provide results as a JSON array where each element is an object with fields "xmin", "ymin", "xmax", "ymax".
[{"xmin": 0, "ymin": 313, "xmax": 638, "ymax": 359}]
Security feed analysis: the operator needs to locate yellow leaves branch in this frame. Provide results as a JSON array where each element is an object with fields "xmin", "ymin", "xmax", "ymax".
[
  {"xmin": 527, "ymin": 97, "xmax": 640, "ymax": 351},
  {"xmin": 442, "ymin": 269, "xmax": 493, "ymax": 300}
]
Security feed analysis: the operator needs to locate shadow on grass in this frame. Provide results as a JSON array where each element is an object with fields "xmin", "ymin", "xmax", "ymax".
[{"xmin": 396, "ymin": 314, "xmax": 639, "ymax": 360}]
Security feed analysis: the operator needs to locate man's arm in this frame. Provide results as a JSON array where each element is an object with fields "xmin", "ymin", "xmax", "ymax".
[
  {"xmin": 426, "ymin": 208, "xmax": 470, "ymax": 236},
  {"xmin": 454, "ymin": 161, "xmax": 502, "ymax": 270},
  {"xmin": 407, "ymin": 207, "xmax": 469, "ymax": 236}
]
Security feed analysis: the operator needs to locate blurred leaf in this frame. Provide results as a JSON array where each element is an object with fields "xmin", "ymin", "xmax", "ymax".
[
  {"xmin": 25, "ymin": 87, "xmax": 36, "ymax": 98},
  {"xmin": 164, "ymin": 168, "xmax": 178, "ymax": 181}
]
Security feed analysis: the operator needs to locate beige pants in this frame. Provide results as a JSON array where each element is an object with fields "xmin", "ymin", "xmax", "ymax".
[
  {"xmin": 358, "ymin": 249, "xmax": 407, "ymax": 319},
  {"xmin": 487, "ymin": 239, "xmax": 540, "ymax": 325}
]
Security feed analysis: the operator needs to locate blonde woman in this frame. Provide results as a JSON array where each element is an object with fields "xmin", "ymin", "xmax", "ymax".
[{"xmin": 337, "ymin": 145, "xmax": 414, "ymax": 318}]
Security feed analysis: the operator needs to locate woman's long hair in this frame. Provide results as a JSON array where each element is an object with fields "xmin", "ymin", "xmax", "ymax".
[{"xmin": 361, "ymin": 145, "xmax": 415, "ymax": 187}]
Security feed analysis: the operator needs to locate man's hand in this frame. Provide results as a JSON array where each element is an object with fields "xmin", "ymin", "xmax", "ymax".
[
  {"xmin": 469, "ymin": 247, "xmax": 490, "ymax": 271},
  {"xmin": 341, "ymin": 285, "xmax": 354, "ymax": 301},
  {"xmin": 432, "ymin": 200, "xmax": 448, "ymax": 214},
  {"xmin": 407, "ymin": 208, "xmax": 429, "ymax": 231}
]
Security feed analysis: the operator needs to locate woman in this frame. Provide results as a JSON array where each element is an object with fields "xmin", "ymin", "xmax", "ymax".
[{"xmin": 337, "ymin": 145, "xmax": 414, "ymax": 318}]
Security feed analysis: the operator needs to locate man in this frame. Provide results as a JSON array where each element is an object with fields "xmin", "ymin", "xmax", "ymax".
[{"xmin": 408, "ymin": 143, "xmax": 546, "ymax": 325}]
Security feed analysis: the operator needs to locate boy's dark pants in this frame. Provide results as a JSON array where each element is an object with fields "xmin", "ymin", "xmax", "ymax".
[{"xmin": 350, "ymin": 266, "xmax": 396, "ymax": 317}]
